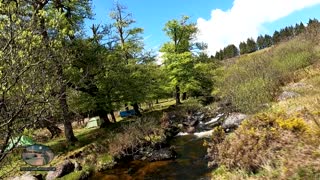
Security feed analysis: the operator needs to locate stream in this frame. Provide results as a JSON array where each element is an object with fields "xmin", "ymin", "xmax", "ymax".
[
  {"xmin": 92, "ymin": 113, "xmax": 223, "ymax": 179},
  {"xmin": 93, "ymin": 134, "xmax": 212, "ymax": 180}
]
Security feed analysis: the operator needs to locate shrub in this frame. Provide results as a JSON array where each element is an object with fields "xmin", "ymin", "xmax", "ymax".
[
  {"xmin": 108, "ymin": 117, "xmax": 164, "ymax": 158},
  {"xmin": 207, "ymin": 112, "xmax": 311, "ymax": 172}
]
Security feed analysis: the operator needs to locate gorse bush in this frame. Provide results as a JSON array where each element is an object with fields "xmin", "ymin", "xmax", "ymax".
[
  {"xmin": 220, "ymin": 37, "xmax": 314, "ymax": 113},
  {"xmin": 207, "ymin": 112, "xmax": 312, "ymax": 173}
]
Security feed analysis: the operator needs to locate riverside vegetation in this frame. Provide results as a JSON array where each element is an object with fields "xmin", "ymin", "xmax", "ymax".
[{"xmin": 1, "ymin": 1, "xmax": 320, "ymax": 179}]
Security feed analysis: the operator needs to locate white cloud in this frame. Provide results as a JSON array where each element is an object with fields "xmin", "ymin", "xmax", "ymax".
[{"xmin": 196, "ymin": 0, "xmax": 320, "ymax": 55}]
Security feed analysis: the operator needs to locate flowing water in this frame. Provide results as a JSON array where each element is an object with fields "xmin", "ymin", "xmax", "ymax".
[
  {"xmin": 93, "ymin": 134, "xmax": 212, "ymax": 180},
  {"xmin": 93, "ymin": 114, "xmax": 224, "ymax": 180}
]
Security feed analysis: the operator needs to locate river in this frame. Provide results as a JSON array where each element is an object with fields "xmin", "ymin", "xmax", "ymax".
[{"xmin": 93, "ymin": 134, "xmax": 212, "ymax": 180}]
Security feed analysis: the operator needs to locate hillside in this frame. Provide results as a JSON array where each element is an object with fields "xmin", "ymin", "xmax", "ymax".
[{"xmin": 208, "ymin": 33, "xmax": 320, "ymax": 179}]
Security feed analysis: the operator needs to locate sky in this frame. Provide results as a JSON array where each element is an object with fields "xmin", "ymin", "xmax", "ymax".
[{"xmin": 85, "ymin": 0, "xmax": 320, "ymax": 55}]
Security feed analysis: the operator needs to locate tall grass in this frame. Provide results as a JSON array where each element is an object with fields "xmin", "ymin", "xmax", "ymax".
[{"xmin": 220, "ymin": 37, "xmax": 315, "ymax": 113}]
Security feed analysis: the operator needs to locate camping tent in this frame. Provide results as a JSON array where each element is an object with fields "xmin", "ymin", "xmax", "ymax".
[
  {"xmin": 120, "ymin": 109, "xmax": 136, "ymax": 117},
  {"xmin": 86, "ymin": 116, "xmax": 104, "ymax": 128},
  {"xmin": 5, "ymin": 135, "xmax": 35, "ymax": 151}
]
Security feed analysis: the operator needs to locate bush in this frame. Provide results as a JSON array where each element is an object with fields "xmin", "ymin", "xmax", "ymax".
[
  {"xmin": 207, "ymin": 112, "xmax": 311, "ymax": 172},
  {"xmin": 108, "ymin": 117, "xmax": 164, "ymax": 158}
]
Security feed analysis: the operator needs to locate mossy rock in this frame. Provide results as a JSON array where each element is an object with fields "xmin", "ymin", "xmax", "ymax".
[
  {"xmin": 96, "ymin": 154, "xmax": 117, "ymax": 172},
  {"xmin": 57, "ymin": 166, "xmax": 93, "ymax": 180}
]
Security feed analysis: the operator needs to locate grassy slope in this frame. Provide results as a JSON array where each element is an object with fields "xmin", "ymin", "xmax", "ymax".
[{"xmin": 211, "ymin": 38, "xmax": 320, "ymax": 179}]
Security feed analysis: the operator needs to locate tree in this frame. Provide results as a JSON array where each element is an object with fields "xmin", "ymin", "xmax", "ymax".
[
  {"xmin": 264, "ymin": 34, "xmax": 273, "ymax": 48},
  {"xmin": 294, "ymin": 22, "xmax": 305, "ymax": 35},
  {"xmin": 273, "ymin": 30, "xmax": 281, "ymax": 44},
  {"xmin": 160, "ymin": 16, "xmax": 198, "ymax": 105},
  {"xmin": 239, "ymin": 41, "xmax": 247, "ymax": 55},
  {"xmin": 246, "ymin": 38, "xmax": 257, "ymax": 53},
  {"xmin": 257, "ymin": 35, "xmax": 273, "ymax": 50},
  {"xmin": 257, "ymin": 35, "xmax": 265, "ymax": 50},
  {"xmin": 109, "ymin": 2, "xmax": 158, "ymax": 116},
  {"xmin": 223, "ymin": 44, "xmax": 239, "ymax": 59},
  {"xmin": 41, "ymin": 0, "xmax": 92, "ymax": 143},
  {"xmin": 215, "ymin": 49, "xmax": 224, "ymax": 60},
  {"xmin": 0, "ymin": 1, "xmax": 55, "ymax": 165},
  {"xmin": 306, "ymin": 18, "xmax": 320, "ymax": 44},
  {"xmin": 0, "ymin": 0, "xmax": 92, "ymax": 164}
]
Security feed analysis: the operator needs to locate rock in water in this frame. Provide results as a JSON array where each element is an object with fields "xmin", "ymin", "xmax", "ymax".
[
  {"xmin": 222, "ymin": 113, "xmax": 247, "ymax": 129},
  {"xmin": 186, "ymin": 126, "xmax": 196, "ymax": 133},
  {"xmin": 147, "ymin": 147, "xmax": 177, "ymax": 161},
  {"xmin": 46, "ymin": 160, "xmax": 75, "ymax": 180}
]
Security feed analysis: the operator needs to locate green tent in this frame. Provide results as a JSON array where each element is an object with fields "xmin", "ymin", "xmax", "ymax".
[
  {"xmin": 5, "ymin": 135, "xmax": 34, "ymax": 151},
  {"xmin": 86, "ymin": 116, "xmax": 104, "ymax": 128}
]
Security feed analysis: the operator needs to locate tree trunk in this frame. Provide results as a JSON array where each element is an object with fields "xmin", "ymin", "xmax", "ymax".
[
  {"xmin": 110, "ymin": 110, "xmax": 116, "ymax": 122},
  {"xmin": 182, "ymin": 92, "xmax": 187, "ymax": 100},
  {"xmin": 46, "ymin": 123, "xmax": 62, "ymax": 139},
  {"xmin": 133, "ymin": 103, "xmax": 142, "ymax": 116},
  {"xmin": 58, "ymin": 66, "xmax": 77, "ymax": 143},
  {"xmin": 175, "ymin": 85, "xmax": 181, "ymax": 105},
  {"xmin": 99, "ymin": 109, "xmax": 111, "ymax": 128}
]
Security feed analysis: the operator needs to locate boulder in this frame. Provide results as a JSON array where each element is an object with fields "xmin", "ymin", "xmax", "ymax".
[
  {"xmin": 11, "ymin": 172, "xmax": 39, "ymax": 180},
  {"xmin": 222, "ymin": 113, "xmax": 247, "ymax": 129},
  {"xmin": 147, "ymin": 147, "xmax": 177, "ymax": 161},
  {"xmin": 46, "ymin": 160, "xmax": 75, "ymax": 180},
  {"xmin": 277, "ymin": 91, "xmax": 300, "ymax": 101}
]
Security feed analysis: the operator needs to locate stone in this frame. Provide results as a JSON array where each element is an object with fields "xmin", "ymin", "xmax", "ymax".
[
  {"xmin": 205, "ymin": 113, "xmax": 224, "ymax": 125},
  {"xmin": 97, "ymin": 160, "xmax": 117, "ymax": 172},
  {"xmin": 289, "ymin": 82, "xmax": 313, "ymax": 89},
  {"xmin": 189, "ymin": 119, "xmax": 199, "ymax": 127},
  {"xmin": 11, "ymin": 172, "xmax": 38, "ymax": 180},
  {"xmin": 46, "ymin": 160, "xmax": 75, "ymax": 180},
  {"xmin": 222, "ymin": 113, "xmax": 247, "ymax": 129},
  {"xmin": 147, "ymin": 147, "xmax": 177, "ymax": 162},
  {"xmin": 186, "ymin": 126, "xmax": 196, "ymax": 133},
  {"xmin": 74, "ymin": 161, "xmax": 82, "ymax": 171},
  {"xmin": 277, "ymin": 91, "xmax": 300, "ymax": 101}
]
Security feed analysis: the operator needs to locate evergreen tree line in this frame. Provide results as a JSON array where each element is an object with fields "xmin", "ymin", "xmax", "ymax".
[{"xmin": 214, "ymin": 18, "xmax": 320, "ymax": 60}]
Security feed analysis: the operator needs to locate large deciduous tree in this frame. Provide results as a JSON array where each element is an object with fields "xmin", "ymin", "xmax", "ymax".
[{"xmin": 160, "ymin": 16, "xmax": 197, "ymax": 105}]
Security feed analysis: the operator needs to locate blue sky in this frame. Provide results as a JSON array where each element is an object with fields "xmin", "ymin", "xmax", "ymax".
[{"xmin": 85, "ymin": 0, "xmax": 320, "ymax": 55}]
